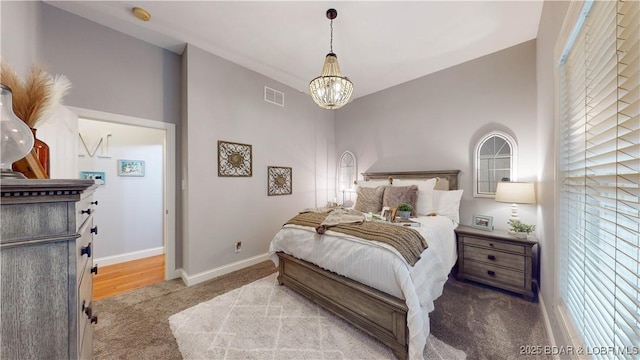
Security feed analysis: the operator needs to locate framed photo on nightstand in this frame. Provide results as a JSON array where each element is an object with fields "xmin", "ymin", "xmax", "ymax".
[{"xmin": 471, "ymin": 214, "xmax": 493, "ymax": 231}]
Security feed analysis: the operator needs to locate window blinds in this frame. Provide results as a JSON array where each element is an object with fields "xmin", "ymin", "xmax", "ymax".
[{"xmin": 559, "ymin": 0, "xmax": 639, "ymax": 357}]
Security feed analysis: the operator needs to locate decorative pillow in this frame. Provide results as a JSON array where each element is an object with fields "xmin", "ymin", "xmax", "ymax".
[
  {"xmin": 393, "ymin": 178, "xmax": 437, "ymax": 215},
  {"xmin": 433, "ymin": 189, "xmax": 464, "ymax": 223},
  {"xmin": 382, "ymin": 185, "xmax": 419, "ymax": 216},
  {"xmin": 354, "ymin": 186, "xmax": 385, "ymax": 213}
]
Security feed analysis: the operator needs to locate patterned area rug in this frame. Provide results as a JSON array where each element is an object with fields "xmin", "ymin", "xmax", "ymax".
[{"xmin": 169, "ymin": 273, "xmax": 466, "ymax": 360}]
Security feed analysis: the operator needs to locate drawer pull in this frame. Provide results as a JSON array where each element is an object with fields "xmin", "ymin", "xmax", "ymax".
[
  {"xmin": 487, "ymin": 255, "xmax": 496, "ymax": 261},
  {"xmin": 91, "ymin": 226, "xmax": 98, "ymax": 235},
  {"xmin": 91, "ymin": 265, "xmax": 99, "ymax": 275},
  {"xmin": 91, "ymin": 315, "xmax": 98, "ymax": 324},
  {"xmin": 487, "ymin": 270, "xmax": 496, "ymax": 276},
  {"xmin": 81, "ymin": 243, "xmax": 92, "ymax": 257},
  {"xmin": 81, "ymin": 208, "xmax": 92, "ymax": 215},
  {"xmin": 489, "ymin": 243, "xmax": 494, "ymax": 247},
  {"xmin": 91, "ymin": 200, "xmax": 99, "ymax": 205}
]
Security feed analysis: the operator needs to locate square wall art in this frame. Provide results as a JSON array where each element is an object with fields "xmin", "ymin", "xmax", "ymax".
[{"xmin": 268, "ymin": 166, "xmax": 292, "ymax": 196}]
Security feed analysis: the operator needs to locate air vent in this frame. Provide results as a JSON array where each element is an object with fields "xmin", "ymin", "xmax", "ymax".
[{"xmin": 264, "ymin": 86, "xmax": 284, "ymax": 107}]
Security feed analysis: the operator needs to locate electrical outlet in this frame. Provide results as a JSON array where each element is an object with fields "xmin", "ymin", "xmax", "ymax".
[{"xmin": 235, "ymin": 241, "xmax": 242, "ymax": 253}]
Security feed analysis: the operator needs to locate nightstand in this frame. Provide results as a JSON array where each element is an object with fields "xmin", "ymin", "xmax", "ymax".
[{"xmin": 455, "ymin": 225, "xmax": 537, "ymax": 301}]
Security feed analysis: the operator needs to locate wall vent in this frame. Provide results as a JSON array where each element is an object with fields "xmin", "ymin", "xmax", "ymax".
[{"xmin": 264, "ymin": 86, "xmax": 284, "ymax": 107}]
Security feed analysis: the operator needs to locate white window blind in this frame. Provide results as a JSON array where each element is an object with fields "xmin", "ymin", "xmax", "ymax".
[{"xmin": 559, "ymin": 0, "xmax": 639, "ymax": 357}]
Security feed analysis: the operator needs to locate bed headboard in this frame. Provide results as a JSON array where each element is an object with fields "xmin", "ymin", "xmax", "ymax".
[{"xmin": 361, "ymin": 170, "xmax": 461, "ymax": 190}]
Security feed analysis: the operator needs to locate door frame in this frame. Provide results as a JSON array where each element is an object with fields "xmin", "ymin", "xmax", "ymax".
[{"xmin": 69, "ymin": 106, "xmax": 178, "ymax": 280}]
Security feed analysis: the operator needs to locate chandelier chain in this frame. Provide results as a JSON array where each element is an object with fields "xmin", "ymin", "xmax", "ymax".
[{"xmin": 330, "ymin": 18, "xmax": 334, "ymax": 53}]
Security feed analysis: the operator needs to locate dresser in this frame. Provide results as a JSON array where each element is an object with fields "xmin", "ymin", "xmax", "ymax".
[
  {"xmin": 455, "ymin": 225, "xmax": 537, "ymax": 301},
  {"xmin": 1, "ymin": 179, "xmax": 98, "ymax": 359}
]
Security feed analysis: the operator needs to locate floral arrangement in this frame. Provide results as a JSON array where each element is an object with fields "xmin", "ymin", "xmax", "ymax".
[
  {"xmin": 508, "ymin": 219, "xmax": 536, "ymax": 234},
  {"xmin": 0, "ymin": 60, "xmax": 71, "ymax": 128}
]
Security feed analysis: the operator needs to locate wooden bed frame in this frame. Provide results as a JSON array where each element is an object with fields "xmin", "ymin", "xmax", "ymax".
[{"xmin": 276, "ymin": 170, "xmax": 461, "ymax": 360}]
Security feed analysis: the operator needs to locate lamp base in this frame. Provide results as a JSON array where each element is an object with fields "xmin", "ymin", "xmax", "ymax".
[{"xmin": 1, "ymin": 169, "xmax": 27, "ymax": 179}]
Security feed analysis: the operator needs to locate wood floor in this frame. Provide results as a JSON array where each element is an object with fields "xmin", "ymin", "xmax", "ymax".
[{"xmin": 93, "ymin": 254, "xmax": 165, "ymax": 301}]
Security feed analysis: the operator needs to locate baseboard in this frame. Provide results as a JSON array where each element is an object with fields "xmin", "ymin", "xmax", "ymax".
[
  {"xmin": 180, "ymin": 253, "xmax": 271, "ymax": 286},
  {"xmin": 94, "ymin": 247, "xmax": 164, "ymax": 267},
  {"xmin": 554, "ymin": 304, "xmax": 587, "ymax": 360},
  {"xmin": 538, "ymin": 293, "xmax": 560, "ymax": 359}
]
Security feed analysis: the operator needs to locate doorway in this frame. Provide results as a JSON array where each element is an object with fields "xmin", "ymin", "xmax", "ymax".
[{"xmin": 70, "ymin": 106, "xmax": 177, "ymax": 281}]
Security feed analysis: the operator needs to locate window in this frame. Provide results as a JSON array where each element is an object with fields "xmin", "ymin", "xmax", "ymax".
[
  {"xmin": 337, "ymin": 151, "xmax": 356, "ymax": 206},
  {"xmin": 474, "ymin": 131, "xmax": 517, "ymax": 198},
  {"xmin": 558, "ymin": 0, "xmax": 639, "ymax": 356},
  {"xmin": 337, "ymin": 150, "xmax": 356, "ymax": 191}
]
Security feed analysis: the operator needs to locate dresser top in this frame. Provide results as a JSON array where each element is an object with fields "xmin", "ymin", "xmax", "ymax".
[
  {"xmin": 455, "ymin": 225, "xmax": 538, "ymax": 245},
  {"xmin": 1, "ymin": 179, "xmax": 96, "ymax": 204}
]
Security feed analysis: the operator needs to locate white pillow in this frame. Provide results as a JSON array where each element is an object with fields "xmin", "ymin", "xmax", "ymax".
[
  {"xmin": 393, "ymin": 178, "xmax": 437, "ymax": 215},
  {"xmin": 433, "ymin": 189, "xmax": 464, "ymax": 223},
  {"xmin": 355, "ymin": 179, "xmax": 390, "ymax": 188}
]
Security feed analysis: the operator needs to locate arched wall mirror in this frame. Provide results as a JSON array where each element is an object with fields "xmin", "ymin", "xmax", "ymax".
[
  {"xmin": 337, "ymin": 151, "xmax": 356, "ymax": 205},
  {"xmin": 474, "ymin": 131, "xmax": 517, "ymax": 198}
]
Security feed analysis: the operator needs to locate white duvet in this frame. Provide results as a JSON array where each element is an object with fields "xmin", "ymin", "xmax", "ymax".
[{"xmin": 268, "ymin": 215, "xmax": 458, "ymax": 360}]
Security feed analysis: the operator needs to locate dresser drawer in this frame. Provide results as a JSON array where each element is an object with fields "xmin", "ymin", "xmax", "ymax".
[
  {"xmin": 79, "ymin": 305, "xmax": 94, "ymax": 360},
  {"xmin": 463, "ymin": 245, "xmax": 525, "ymax": 270},
  {"xmin": 78, "ymin": 270, "xmax": 93, "ymax": 346},
  {"xmin": 463, "ymin": 260, "xmax": 525, "ymax": 289},
  {"xmin": 461, "ymin": 235, "xmax": 525, "ymax": 254},
  {"xmin": 76, "ymin": 218, "xmax": 94, "ymax": 281},
  {"xmin": 75, "ymin": 196, "xmax": 96, "ymax": 231}
]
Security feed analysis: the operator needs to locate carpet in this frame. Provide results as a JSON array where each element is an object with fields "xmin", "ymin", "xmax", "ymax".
[{"xmin": 169, "ymin": 273, "xmax": 466, "ymax": 360}]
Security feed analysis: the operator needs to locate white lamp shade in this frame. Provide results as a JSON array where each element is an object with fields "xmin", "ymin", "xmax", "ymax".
[{"xmin": 495, "ymin": 182, "xmax": 536, "ymax": 204}]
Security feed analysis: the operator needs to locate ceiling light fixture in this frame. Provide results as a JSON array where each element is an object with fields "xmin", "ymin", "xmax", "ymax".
[
  {"xmin": 309, "ymin": 9, "xmax": 353, "ymax": 110},
  {"xmin": 132, "ymin": 7, "xmax": 151, "ymax": 22}
]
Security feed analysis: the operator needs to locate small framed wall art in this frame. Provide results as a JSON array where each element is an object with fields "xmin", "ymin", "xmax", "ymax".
[
  {"xmin": 268, "ymin": 166, "xmax": 292, "ymax": 196},
  {"xmin": 80, "ymin": 171, "xmax": 106, "ymax": 184},
  {"xmin": 118, "ymin": 160, "xmax": 145, "ymax": 177},
  {"xmin": 218, "ymin": 140, "xmax": 252, "ymax": 177},
  {"xmin": 471, "ymin": 214, "xmax": 493, "ymax": 231}
]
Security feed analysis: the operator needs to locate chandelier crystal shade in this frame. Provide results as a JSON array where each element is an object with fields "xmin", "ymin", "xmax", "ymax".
[{"xmin": 309, "ymin": 9, "xmax": 353, "ymax": 110}]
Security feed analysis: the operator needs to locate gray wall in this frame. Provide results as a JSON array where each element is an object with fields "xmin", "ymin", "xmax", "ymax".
[
  {"xmin": 535, "ymin": 0, "xmax": 570, "ymax": 347},
  {"xmin": 1, "ymin": 1, "xmax": 43, "ymax": 77},
  {"xmin": 39, "ymin": 4, "xmax": 180, "ymax": 124},
  {"xmin": 336, "ymin": 40, "xmax": 539, "ymax": 231},
  {"xmin": 183, "ymin": 44, "xmax": 335, "ymax": 275}
]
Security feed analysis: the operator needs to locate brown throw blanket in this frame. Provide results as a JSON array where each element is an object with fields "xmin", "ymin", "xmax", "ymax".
[{"xmin": 285, "ymin": 211, "xmax": 428, "ymax": 266}]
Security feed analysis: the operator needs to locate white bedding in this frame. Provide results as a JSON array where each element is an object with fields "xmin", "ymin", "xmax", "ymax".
[{"xmin": 268, "ymin": 215, "xmax": 458, "ymax": 360}]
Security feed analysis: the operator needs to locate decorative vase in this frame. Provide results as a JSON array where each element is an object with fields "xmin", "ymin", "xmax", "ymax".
[
  {"xmin": 0, "ymin": 84, "xmax": 34, "ymax": 178},
  {"xmin": 30, "ymin": 128, "xmax": 50, "ymax": 177},
  {"xmin": 515, "ymin": 232, "xmax": 528, "ymax": 239},
  {"xmin": 397, "ymin": 211, "xmax": 411, "ymax": 220}
]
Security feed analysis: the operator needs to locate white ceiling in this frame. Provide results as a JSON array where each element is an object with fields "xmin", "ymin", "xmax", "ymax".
[{"xmin": 45, "ymin": 1, "xmax": 544, "ymax": 99}]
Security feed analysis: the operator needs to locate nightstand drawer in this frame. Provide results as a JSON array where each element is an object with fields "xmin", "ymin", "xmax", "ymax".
[
  {"xmin": 463, "ymin": 245, "xmax": 524, "ymax": 270},
  {"xmin": 464, "ymin": 260, "xmax": 525, "ymax": 289},
  {"xmin": 461, "ymin": 236, "xmax": 525, "ymax": 254}
]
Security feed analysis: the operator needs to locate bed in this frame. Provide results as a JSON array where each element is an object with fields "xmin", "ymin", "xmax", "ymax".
[{"xmin": 268, "ymin": 170, "xmax": 461, "ymax": 360}]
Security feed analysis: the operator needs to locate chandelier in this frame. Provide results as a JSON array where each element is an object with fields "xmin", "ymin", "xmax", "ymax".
[{"xmin": 309, "ymin": 9, "xmax": 353, "ymax": 110}]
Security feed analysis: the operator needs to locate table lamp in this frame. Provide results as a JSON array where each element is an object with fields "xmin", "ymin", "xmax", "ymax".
[{"xmin": 495, "ymin": 182, "xmax": 536, "ymax": 222}]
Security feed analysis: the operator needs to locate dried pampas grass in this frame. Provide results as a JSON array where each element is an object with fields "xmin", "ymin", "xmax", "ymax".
[
  {"xmin": 20, "ymin": 66, "xmax": 52, "ymax": 128},
  {"xmin": 0, "ymin": 59, "xmax": 72, "ymax": 128},
  {"xmin": 35, "ymin": 74, "xmax": 72, "ymax": 128},
  {"xmin": 0, "ymin": 59, "xmax": 27, "ymax": 113}
]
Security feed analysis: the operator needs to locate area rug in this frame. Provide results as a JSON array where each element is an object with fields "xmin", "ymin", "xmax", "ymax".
[{"xmin": 169, "ymin": 273, "xmax": 466, "ymax": 360}]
